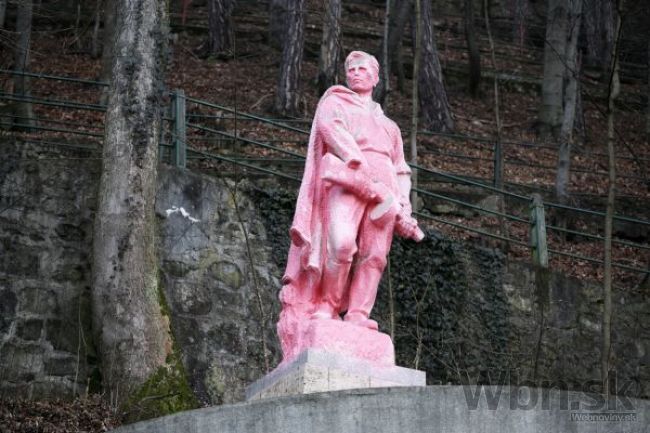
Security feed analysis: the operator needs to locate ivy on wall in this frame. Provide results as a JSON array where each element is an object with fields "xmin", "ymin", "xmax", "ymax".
[{"xmin": 252, "ymin": 186, "xmax": 514, "ymax": 385}]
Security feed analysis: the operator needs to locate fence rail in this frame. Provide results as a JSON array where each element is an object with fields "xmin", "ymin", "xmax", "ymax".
[{"xmin": 1, "ymin": 70, "xmax": 648, "ymax": 277}]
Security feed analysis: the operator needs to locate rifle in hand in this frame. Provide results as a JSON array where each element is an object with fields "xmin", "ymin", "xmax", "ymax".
[{"xmin": 321, "ymin": 153, "xmax": 424, "ymax": 242}]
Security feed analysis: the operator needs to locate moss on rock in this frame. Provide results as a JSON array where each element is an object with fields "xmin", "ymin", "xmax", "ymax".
[
  {"xmin": 121, "ymin": 350, "xmax": 199, "ymax": 423},
  {"xmin": 120, "ymin": 278, "xmax": 199, "ymax": 423}
]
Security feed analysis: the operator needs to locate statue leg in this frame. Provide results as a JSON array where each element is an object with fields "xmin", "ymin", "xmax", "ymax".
[
  {"xmin": 313, "ymin": 186, "xmax": 365, "ymax": 319},
  {"xmin": 344, "ymin": 213, "xmax": 395, "ymax": 330}
]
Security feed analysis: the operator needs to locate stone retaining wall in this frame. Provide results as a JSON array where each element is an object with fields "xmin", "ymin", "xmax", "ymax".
[{"xmin": 1, "ymin": 139, "xmax": 648, "ymax": 403}]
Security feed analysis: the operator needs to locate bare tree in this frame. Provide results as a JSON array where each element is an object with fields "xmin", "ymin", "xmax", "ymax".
[
  {"xmin": 0, "ymin": 0, "xmax": 7, "ymax": 29},
  {"xmin": 91, "ymin": 0, "xmax": 173, "ymax": 406},
  {"xmin": 539, "ymin": 0, "xmax": 583, "ymax": 140},
  {"xmin": 387, "ymin": 0, "xmax": 413, "ymax": 94},
  {"xmin": 269, "ymin": 0, "xmax": 288, "ymax": 49},
  {"xmin": 512, "ymin": 0, "xmax": 532, "ymax": 48},
  {"xmin": 602, "ymin": 0, "xmax": 623, "ymax": 396},
  {"xmin": 274, "ymin": 0, "xmax": 305, "ymax": 116},
  {"xmin": 99, "ymin": 0, "xmax": 116, "ymax": 104},
  {"xmin": 410, "ymin": 0, "xmax": 421, "ymax": 206},
  {"xmin": 539, "ymin": 0, "xmax": 568, "ymax": 138},
  {"xmin": 554, "ymin": 0, "xmax": 583, "ymax": 206},
  {"xmin": 378, "ymin": 0, "xmax": 391, "ymax": 106},
  {"xmin": 13, "ymin": 0, "xmax": 35, "ymax": 130},
  {"xmin": 418, "ymin": 0, "xmax": 454, "ymax": 132},
  {"xmin": 484, "ymin": 0, "xmax": 510, "ymax": 250},
  {"xmin": 374, "ymin": 0, "xmax": 397, "ymax": 105},
  {"xmin": 203, "ymin": 0, "xmax": 234, "ymax": 56},
  {"xmin": 483, "ymin": 0, "xmax": 503, "ymax": 188},
  {"xmin": 583, "ymin": 0, "xmax": 614, "ymax": 75},
  {"xmin": 91, "ymin": 0, "xmax": 102, "ymax": 58},
  {"xmin": 464, "ymin": 0, "xmax": 481, "ymax": 97},
  {"xmin": 317, "ymin": 0, "xmax": 341, "ymax": 95},
  {"xmin": 647, "ymin": 38, "xmax": 650, "ymax": 141}
]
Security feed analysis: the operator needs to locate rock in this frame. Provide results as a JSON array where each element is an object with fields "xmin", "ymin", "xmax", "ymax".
[
  {"xmin": 46, "ymin": 319, "xmax": 79, "ymax": 353},
  {"xmin": 16, "ymin": 319, "xmax": 44, "ymax": 341},
  {"xmin": 209, "ymin": 261, "xmax": 244, "ymax": 290},
  {"xmin": 476, "ymin": 194, "xmax": 502, "ymax": 215},
  {"xmin": 18, "ymin": 287, "xmax": 58, "ymax": 316},
  {"xmin": 0, "ymin": 289, "xmax": 17, "ymax": 334}
]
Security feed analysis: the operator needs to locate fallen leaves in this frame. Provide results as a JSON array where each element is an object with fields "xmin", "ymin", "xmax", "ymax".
[{"xmin": 0, "ymin": 396, "xmax": 119, "ymax": 433}]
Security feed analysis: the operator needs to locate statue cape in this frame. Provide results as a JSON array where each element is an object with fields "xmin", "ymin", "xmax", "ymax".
[{"xmin": 282, "ymin": 85, "xmax": 380, "ymax": 302}]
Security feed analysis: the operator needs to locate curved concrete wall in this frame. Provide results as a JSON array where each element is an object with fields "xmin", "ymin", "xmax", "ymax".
[{"xmin": 113, "ymin": 386, "xmax": 649, "ymax": 433}]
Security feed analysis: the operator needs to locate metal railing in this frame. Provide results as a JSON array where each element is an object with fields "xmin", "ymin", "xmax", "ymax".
[{"xmin": 1, "ymin": 69, "xmax": 648, "ymax": 278}]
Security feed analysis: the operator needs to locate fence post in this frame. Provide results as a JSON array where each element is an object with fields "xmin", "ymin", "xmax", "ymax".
[
  {"xmin": 529, "ymin": 193, "xmax": 549, "ymax": 268},
  {"xmin": 172, "ymin": 89, "xmax": 186, "ymax": 168}
]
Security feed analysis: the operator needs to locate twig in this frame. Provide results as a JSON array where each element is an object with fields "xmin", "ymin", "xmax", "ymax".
[
  {"xmin": 225, "ymin": 180, "xmax": 270, "ymax": 373},
  {"xmin": 249, "ymin": 93, "xmax": 272, "ymax": 111}
]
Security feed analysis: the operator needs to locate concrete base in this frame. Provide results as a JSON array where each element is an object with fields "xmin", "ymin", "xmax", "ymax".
[
  {"xmin": 111, "ymin": 386, "xmax": 650, "ymax": 433},
  {"xmin": 245, "ymin": 349, "xmax": 425, "ymax": 401}
]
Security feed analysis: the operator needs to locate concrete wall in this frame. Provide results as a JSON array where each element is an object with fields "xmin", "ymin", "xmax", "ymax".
[{"xmin": 112, "ymin": 386, "xmax": 650, "ymax": 433}]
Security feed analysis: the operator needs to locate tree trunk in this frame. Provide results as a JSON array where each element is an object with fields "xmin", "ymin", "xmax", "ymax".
[
  {"xmin": 512, "ymin": 0, "xmax": 531, "ymax": 47},
  {"xmin": 373, "ymin": 0, "xmax": 391, "ymax": 105},
  {"xmin": 600, "ymin": 0, "xmax": 614, "ymax": 75},
  {"xmin": 13, "ymin": 0, "xmax": 35, "ymax": 130},
  {"xmin": 574, "ymin": 71, "xmax": 586, "ymax": 141},
  {"xmin": 0, "ymin": 0, "xmax": 7, "ymax": 29},
  {"xmin": 484, "ymin": 0, "xmax": 502, "ymax": 188},
  {"xmin": 410, "ymin": 0, "xmax": 421, "ymax": 207},
  {"xmin": 73, "ymin": 0, "xmax": 82, "ymax": 51},
  {"xmin": 484, "ymin": 0, "xmax": 510, "ymax": 251},
  {"xmin": 99, "ymin": 0, "xmax": 116, "ymax": 104},
  {"xmin": 418, "ymin": 0, "xmax": 454, "ymax": 132},
  {"xmin": 539, "ymin": 0, "xmax": 568, "ymax": 139},
  {"xmin": 317, "ymin": 0, "xmax": 341, "ymax": 96},
  {"xmin": 269, "ymin": 0, "xmax": 289, "ymax": 49},
  {"xmin": 92, "ymin": 0, "xmax": 172, "ymax": 406},
  {"xmin": 91, "ymin": 0, "xmax": 102, "ymax": 59},
  {"xmin": 554, "ymin": 0, "xmax": 582, "ymax": 206},
  {"xmin": 464, "ymin": 0, "xmax": 481, "ymax": 98},
  {"xmin": 583, "ymin": 0, "xmax": 614, "ymax": 75},
  {"xmin": 205, "ymin": 0, "xmax": 233, "ymax": 56},
  {"xmin": 388, "ymin": 0, "xmax": 412, "ymax": 94},
  {"xmin": 274, "ymin": 0, "xmax": 304, "ymax": 117},
  {"xmin": 646, "ymin": 38, "xmax": 650, "ymax": 141},
  {"xmin": 602, "ymin": 0, "xmax": 622, "ymax": 397}
]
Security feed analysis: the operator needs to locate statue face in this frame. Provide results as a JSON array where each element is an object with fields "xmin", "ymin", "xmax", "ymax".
[{"xmin": 346, "ymin": 58, "xmax": 378, "ymax": 93}]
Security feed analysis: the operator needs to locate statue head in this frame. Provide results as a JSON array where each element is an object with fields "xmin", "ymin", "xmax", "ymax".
[{"xmin": 345, "ymin": 51, "xmax": 379, "ymax": 94}]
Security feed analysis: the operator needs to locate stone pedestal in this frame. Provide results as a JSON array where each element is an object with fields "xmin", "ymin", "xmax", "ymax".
[
  {"xmin": 246, "ymin": 349, "xmax": 425, "ymax": 400},
  {"xmin": 246, "ymin": 311, "xmax": 428, "ymax": 401}
]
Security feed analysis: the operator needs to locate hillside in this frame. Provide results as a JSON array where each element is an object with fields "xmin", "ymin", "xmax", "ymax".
[{"xmin": 0, "ymin": 0, "xmax": 648, "ymax": 285}]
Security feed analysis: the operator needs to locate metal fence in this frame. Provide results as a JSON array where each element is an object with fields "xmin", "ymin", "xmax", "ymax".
[{"xmin": 1, "ymin": 69, "xmax": 648, "ymax": 278}]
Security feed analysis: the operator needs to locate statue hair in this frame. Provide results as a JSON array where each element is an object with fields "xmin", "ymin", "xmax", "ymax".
[{"xmin": 344, "ymin": 51, "xmax": 379, "ymax": 76}]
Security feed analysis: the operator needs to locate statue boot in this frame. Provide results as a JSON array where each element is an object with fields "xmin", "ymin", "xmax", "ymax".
[
  {"xmin": 343, "ymin": 257, "xmax": 385, "ymax": 331},
  {"xmin": 311, "ymin": 255, "xmax": 352, "ymax": 320}
]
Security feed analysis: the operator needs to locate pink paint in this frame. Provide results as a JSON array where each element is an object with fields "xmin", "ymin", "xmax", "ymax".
[
  {"xmin": 277, "ymin": 51, "xmax": 423, "ymax": 366},
  {"xmin": 285, "ymin": 320, "xmax": 396, "ymax": 367}
]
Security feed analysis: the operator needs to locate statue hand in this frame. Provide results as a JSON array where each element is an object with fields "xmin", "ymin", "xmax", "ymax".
[{"xmin": 395, "ymin": 213, "xmax": 424, "ymax": 241}]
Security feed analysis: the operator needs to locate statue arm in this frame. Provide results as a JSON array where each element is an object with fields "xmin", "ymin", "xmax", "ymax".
[
  {"xmin": 392, "ymin": 128, "xmax": 413, "ymax": 214},
  {"xmin": 392, "ymin": 130, "xmax": 423, "ymax": 240},
  {"xmin": 315, "ymin": 99, "xmax": 367, "ymax": 169}
]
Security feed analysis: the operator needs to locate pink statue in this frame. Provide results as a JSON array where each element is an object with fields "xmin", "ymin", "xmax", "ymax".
[{"xmin": 277, "ymin": 51, "xmax": 424, "ymax": 366}]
